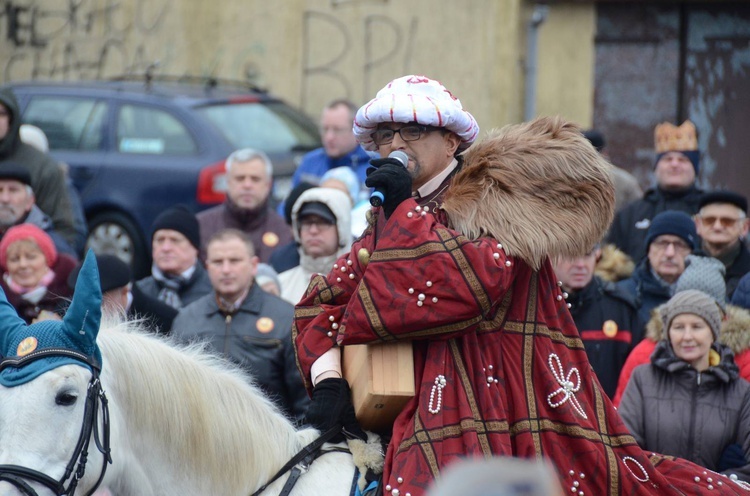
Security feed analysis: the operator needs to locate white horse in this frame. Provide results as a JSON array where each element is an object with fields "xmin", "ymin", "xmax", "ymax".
[{"xmin": 0, "ymin": 319, "xmax": 359, "ymax": 496}]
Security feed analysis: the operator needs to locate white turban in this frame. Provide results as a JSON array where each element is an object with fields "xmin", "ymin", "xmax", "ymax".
[{"xmin": 353, "ymin": 75, "xmax": 479, "ymax": 152}]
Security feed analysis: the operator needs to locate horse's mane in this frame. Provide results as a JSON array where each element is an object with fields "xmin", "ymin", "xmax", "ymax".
[{"xmin": 97, "ymin": 318, "xmax": 318, "ymax": 493}]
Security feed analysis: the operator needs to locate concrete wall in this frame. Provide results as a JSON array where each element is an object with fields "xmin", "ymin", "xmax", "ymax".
[{"xmin": 0, "ymin": 0, "xmax": 596, "ymax": 133}]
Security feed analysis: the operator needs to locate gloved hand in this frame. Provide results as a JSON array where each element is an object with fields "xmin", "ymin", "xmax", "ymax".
[
  {"xmin": 305, "ymin": 378, "xmax": 367, "ymax": 443},
  {"xmin": 365, "ymin": 158, "xmax": 413, "ymax": 219}
]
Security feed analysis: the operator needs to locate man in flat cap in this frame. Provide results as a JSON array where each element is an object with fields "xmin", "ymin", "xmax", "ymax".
[
  {"xmin": 695, "ymin": 191, "xmax": 750, "ymax": 299},
  {"xmin": 0, "ymin": 162, "xmax": 76, "ymax": 258}
]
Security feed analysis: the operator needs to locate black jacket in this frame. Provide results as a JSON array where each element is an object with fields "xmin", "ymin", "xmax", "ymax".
[
  {"xmin": 616, "ymin": 260, "xmax": 673, "ymax": 335},
  {"xmin": 726, "ymin": 243, "xmax": 750, "ymax": 300},
  {"xmin": 567, "ymin": 276, "xmax": 641, "ymax": 398},
  {"xmin": 607, "ymin": 186, "xmax": 704, "ymax": 263}
]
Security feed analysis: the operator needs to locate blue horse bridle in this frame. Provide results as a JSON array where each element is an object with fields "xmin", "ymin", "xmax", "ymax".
[{"xmin": 0, "ymin": 348, "xmax": 112, "ymax": 496}]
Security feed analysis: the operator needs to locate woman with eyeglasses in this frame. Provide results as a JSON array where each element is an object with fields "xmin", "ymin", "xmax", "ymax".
[{"xmin": 619, "ymin": 289, "xmax": 750, "ymax": 483}]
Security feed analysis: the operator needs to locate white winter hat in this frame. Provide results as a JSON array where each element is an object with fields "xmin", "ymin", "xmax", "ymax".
[{"xmin": 353, "ymin": 75, "xmax": 479, "ymax": 152}]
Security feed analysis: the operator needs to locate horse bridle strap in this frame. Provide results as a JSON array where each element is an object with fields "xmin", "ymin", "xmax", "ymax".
[
  {"xmin": 0, "ymin": 348, "xmax": 112, "ymax": 496},
  {"xmin": 250, "ymin": 425, "xmax": 345, "ymax": 496}
]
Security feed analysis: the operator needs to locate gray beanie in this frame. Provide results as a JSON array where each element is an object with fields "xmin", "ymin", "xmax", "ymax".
[
  {"xmin": 660, "ymin": 289, "xmax": 722, "ymax": 341},
  {"xmin": 255, "ymin": 263, "xmax": 281, "ymax": 293},
  {"xmin": 674, "ymin": 255, "xmax": 727, "ymax": 308}
]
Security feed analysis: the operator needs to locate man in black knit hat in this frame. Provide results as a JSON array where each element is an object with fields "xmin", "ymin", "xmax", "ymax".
[{"xmin": 136, "ymin": 205, "xmax": 212, "ymax": 309}]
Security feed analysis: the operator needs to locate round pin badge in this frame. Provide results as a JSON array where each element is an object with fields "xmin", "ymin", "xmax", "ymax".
[
  {"xmin": 602, "ymin": 320, "xmax": 618, "ymax": 338},
  {"xmin": 17, "ymin": 337, "xmax": 38, "ymax": 357},
  {"xmin": 262, "ymin": 232, "xmax": 280, "ymax": 248},
  {"xmin": 257, "ymin": 317, "xmax": 275, "ymax": 333}
]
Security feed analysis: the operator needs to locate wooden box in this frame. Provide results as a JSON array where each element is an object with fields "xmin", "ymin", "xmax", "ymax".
[{"xmin": 343, "ymin": 342, "xmax": 415, "ymax": 432}]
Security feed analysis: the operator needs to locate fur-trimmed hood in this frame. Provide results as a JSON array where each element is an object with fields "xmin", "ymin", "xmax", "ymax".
[
  {"xmin": 442, "ymin": 116, "xmax": 615, "ymax": 270},
  {"xmin": 645, "ymin": 302, "xmax": 750, "ymax": 355},
  {"xmin": 595, "ymin": 243, "xmax": 635, "ymax": 283}
]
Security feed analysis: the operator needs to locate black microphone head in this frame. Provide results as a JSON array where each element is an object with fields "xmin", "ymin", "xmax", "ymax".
[{"xmin": 388, "ymin": 150, "xmax": 409, "ymax": 168}]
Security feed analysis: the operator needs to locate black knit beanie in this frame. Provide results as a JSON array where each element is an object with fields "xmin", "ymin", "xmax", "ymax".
[{"xmin": 151, "ymin": 205, "xmax": 201, "ymax": 250}]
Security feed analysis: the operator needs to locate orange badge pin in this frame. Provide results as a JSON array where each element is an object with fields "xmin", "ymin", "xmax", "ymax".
[
  {"xmin": 602, "ymin": 320, "xmax": 618, "ymax": 338},
  {"xmin": 257, "ymin": 317, "xmax": 274, "ymax": 333},
  {"xmin": 262, "ymin": 232, "xmax": 279, "ymax": 248},
  {"xmin": 17, "ymin": 337, "xmax": 38, "ymax": 357}
]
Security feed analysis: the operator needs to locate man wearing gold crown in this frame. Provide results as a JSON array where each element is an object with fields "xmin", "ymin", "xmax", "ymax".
[
  {"xmin": 607, "ymin": 121, "xmax": 705, "ymax": 263},
  {"xmin": 293, "ymin": 76, "xmax": 750, "ymax": 496}
]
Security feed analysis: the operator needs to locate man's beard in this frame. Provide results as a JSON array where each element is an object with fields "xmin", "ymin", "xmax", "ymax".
[{"xmin": 0, "ymin": 205, "xmax": 22, "ymax": 229}]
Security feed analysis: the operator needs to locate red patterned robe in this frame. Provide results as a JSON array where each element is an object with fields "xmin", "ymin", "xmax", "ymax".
[{"xmin": 294, "ymin": 198, "xmax": 750, "ymax": 495}]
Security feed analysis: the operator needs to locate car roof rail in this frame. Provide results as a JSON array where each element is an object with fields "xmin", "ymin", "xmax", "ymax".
[{"xmin": 107, "ymin": 69, "xmax": 268, "ymax": 94}]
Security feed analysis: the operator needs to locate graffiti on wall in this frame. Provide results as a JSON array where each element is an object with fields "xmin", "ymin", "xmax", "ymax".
[
  {"xmin": 0, "ymin": 0, "xmax": 172, "ymax": 81},
  {"xmin": 300, "ymin": 10, "xmax": 418, "ymax": 108}
]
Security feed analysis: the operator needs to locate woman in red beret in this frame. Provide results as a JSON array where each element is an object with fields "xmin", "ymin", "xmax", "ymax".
[{"xmin": 0, "ymin": 223, "xmax": 76, "ymax": 323}]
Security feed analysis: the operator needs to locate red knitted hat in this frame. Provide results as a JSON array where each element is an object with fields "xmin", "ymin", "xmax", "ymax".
[{"xmin": 0, "ymin": 224, "xmax": 58, "ymax": 270}]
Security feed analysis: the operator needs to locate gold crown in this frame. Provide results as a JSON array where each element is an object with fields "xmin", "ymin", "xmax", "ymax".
[{"xmin": 654, "ymin": 120, "xmax": 698, "ymax": 153}]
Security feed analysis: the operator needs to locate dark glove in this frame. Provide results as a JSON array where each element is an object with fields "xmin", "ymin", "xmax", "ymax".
[
  {"xmin": 365, "ymin": 158, "xmax": 413, "ymax": 219},
  {"xmin": 305, "ymin": 377, "xmax": 367, "ymax": 443},
  {"xmin": 719, "ymin": 443, "xmax": 747, "ymax": 472}
]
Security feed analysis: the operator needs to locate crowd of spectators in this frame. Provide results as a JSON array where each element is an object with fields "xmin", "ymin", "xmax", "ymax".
[{"xmin": 3, "ymin": 79, "xmax": 750, "ymax": 493}]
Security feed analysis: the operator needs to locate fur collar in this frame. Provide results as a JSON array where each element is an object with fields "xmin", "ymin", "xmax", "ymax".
[{"xmin": 442, "ymin": 117, "xmax": 614, "ymax": 270}]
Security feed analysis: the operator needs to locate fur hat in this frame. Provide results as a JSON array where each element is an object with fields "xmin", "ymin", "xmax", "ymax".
[
  {"xmin": 654, "ymin": 120, "xmax": 700, "ymax": 174},
  {"xmin": 0, "ymin": 250, "xmax": 102, "ymax": 386},
  {"xmin": 442, "ymin": 116, "xmax": 614, "ymax": 269},
  {"xmin": 151, "ymin": 205, "xmax": 200, "ymax": 250},
  {"xmin": 675, "ymin": 255, "xmax": 726, "ymax": 307},
  {"xmin": 660, "ymin": 289, "xmax": 722, "ymax": 342},
  {"xmin": 0, "ymin": 223, "xmax": 57, "ymax": 270},
  {"xmin": 644, "ymin": 210, "xmax": 697, "ymax": 251},
  {"xmin": 353, "ymin": 75, "xmax": 479, "ymax": 152}
]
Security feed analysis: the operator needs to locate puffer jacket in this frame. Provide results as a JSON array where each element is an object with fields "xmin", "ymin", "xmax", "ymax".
[{"xmin": 618, "ymin": 339, "xmax": 750, "ymax": 482}]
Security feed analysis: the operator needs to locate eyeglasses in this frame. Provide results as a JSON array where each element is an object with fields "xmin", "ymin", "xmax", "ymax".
[
  {"xmin": 651, "ymin": 239, "xmax": 691, "ymax": 253},
  {"xmin": 371, "ymin": 125, "xmax": 437, "ymax": 146},
  {"xmin": 300, "ymin": 219, "xmax": 335, "ymax": 231},
  {"xmin": 698, "ymin": 215, "xmax": 745, "ymax": 228}
]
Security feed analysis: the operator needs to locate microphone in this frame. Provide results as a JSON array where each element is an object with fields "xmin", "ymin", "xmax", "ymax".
[{"xmin": 369, "ymin": 150, "xmax": 409, "ymax": 207}]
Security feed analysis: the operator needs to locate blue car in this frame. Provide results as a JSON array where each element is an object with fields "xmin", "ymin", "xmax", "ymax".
[{"xmin": 5, "ymin": 78, "xmax": 321, "ymax": 277}]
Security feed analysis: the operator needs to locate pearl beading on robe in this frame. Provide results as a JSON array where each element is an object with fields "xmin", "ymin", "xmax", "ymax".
[
  {"xmin": 567, "ymin": 469, "xmax": 587, "ymax": 495},
  {"xmin": 428, "ymin": 375, "xmax": 447, "ymax": 414},
  {"xmin": 547, "ymin": 353, "xmax": 587, "ymax": 419}
]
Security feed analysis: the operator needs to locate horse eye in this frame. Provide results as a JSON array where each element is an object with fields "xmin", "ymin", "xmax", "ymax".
[{"xmin": 55, "ymin": 391, "xmax": 78, "ymax": 406}]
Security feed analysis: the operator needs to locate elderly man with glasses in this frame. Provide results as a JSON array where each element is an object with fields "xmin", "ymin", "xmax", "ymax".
[
  {"xmin": 617, "ymin": 210, "xmax": 698, "ymax": 327},
  {"xmin": 694, "ymin": 191, "xmax": 750, "ymax": 299}
]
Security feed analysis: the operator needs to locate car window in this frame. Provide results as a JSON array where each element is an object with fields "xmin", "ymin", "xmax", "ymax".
[
  {"xmin": 117, "ymin": 104, "xmax": 197, "ymax": 155},
  {"xmin": 198, "ymin": 102, "xmax": 319, "ymax": 153},
  {"xmin": 24, "ymin": 96, "xmax": 107, "ymax": 151}
]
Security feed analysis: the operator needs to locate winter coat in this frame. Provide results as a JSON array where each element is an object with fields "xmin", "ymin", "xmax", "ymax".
[
  {"xmin": 279, "ymin": 188, "xmax": 352, "ymax": 305},
  {"xmin": 197, "ymin": 197, "xmax": 293, "ymax": 264},
  {"xmin": 607, "ymin": 186, "xmax": 705, "ymax": 264},
  {"xmin": 294, "ymin": 118, "xmax": 748, "ymax": 495},
  {"xmin": 291, "ymin": 145, "xmax": 374, "ymax": 201},
  {"xmin": 3, "ymin": 204, "xmax": 78, "ymax": 259},
  {"xmin": 618, "ymin": 339, "xmax": 750, "ymax": 482},
  {"xmin": 0, "ymin": 88, "xmax": 77, "ymax": 249},
  {"xmin": 136, "ymin": 262, "xmax": 213, "ymax": 309},
  {"xmin": 0, "ymin": 253, "xmax": 77, "ymax": 324},
  {"xmin": 726, "ymin": 243, "xmax": 750, "ymax": 300},
  {"xmin": 171, "ymin": 282, "xmax": 309, "ymax": 423},
  {"xmin": 616, "ymin": 259, "xmax": 673, "ymax": 330},
  {"xmin": 613, "ymin": 303, "xmax": 750, "ymax": 406},
  {"xmin": 567, "ymin": 276, "xmax": 641, "ymax": 398}
]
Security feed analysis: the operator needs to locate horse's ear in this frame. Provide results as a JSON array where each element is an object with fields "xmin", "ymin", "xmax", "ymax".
[
  {"xmin": 0, "ymin": 283, "xmax": 29, "ymax": 356},
  {"xmin": 63, "ymin": 250, "xmax": 102, "ymax": 345}
]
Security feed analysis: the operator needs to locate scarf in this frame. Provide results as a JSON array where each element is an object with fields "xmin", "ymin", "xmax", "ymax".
[
  {"xmin": 3, "ymin": 270, "xmax": 56, "ymax": 304},
  {"xmin": 151, "ymin": 264, "xmax": 195, "ymax": 309}
]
